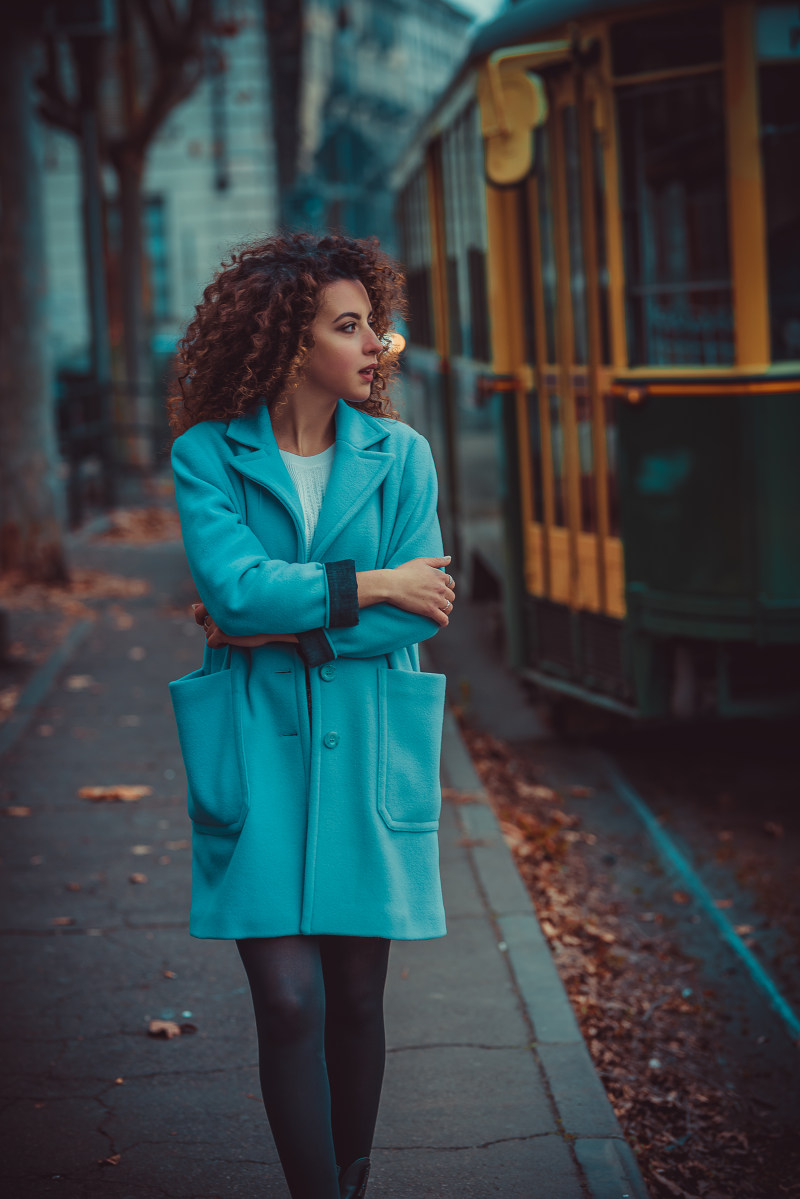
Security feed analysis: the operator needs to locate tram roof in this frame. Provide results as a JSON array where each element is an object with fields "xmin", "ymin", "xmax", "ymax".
[{"xmin": 467, "ymin": 0, "xmax": 663, "ymax": 62}]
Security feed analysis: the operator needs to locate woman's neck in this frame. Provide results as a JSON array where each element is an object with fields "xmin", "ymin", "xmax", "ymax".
[{"xmin": 270, "ymin": 395, "xmax": 337, "ymax": 457}]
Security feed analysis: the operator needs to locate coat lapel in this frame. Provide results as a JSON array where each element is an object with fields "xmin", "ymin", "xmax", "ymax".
[
  {"xmin": 309, "ymin": 400, "xmax": 394, "ymax": 560},
  {"xmin": 225, "ymin": 399, "xmax": 393, "ymax": 561},
  {"xmin": 225, "ymin": 405, "xmax": 307, "ymax": 554}
]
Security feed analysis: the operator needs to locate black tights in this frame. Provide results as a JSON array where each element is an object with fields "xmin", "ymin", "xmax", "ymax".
[{"xmin": 237, "ymin": 934, "xmax": 391, "ymax": 1199}]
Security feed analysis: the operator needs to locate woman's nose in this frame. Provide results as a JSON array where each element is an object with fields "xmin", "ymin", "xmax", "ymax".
[{"xmin": 364, "ymin": 329, "xmax": 382, "ymax": 353}]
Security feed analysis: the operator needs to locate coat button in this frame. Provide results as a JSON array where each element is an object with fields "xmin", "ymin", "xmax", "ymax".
[
  {"xmin": 320, "ymin": 663, "xmax": 336, "ymax": 681},
  {"xmin": 323, "ymin": 731, "xmax": 340, "ymax": 749}
]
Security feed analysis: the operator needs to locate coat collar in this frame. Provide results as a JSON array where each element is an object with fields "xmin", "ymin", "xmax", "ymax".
[{"xmin": 225, "ymin": 399, "xmax": 395, "ymax": 560}]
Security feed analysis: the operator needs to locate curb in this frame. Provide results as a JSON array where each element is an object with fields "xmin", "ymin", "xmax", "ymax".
[
  {"xmin": 0, "ymin": 618, "xmax": 94, "ymax": 760},
  {"xmin": 439, "ymin": 704, "xmax": 651, "ymax": 1199}
]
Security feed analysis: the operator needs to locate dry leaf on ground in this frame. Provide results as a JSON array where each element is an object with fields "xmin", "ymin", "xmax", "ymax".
[
  {"xmin": 147, "ymin": 1019, "xmax": 182, "ymax": 1039},
  {"xmin": 458, "ymin": 720, "xmax": 800, "ymax": 1199},
  {"xmin": 78, "ymin": 784, "xmax": 152, "ymax": 802}
]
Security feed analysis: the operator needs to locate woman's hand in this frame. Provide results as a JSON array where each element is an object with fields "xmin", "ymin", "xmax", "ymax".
[
  {"xmin": 190, "ymin": 603, "xmax": 298, "ymax": 649},
  {"xmin": 384, "ymin": 555, "xmax": 456, "ymax": 626}
]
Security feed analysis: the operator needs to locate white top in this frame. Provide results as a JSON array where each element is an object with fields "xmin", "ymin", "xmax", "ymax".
[{"xmin": 279, "ymin": 443, "xmax": 335, "ymax": 550}]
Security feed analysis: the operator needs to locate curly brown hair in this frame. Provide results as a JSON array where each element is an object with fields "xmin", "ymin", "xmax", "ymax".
[{"xmin": 166, "ymin": 231, "xmax": 408, "ymax": 437}]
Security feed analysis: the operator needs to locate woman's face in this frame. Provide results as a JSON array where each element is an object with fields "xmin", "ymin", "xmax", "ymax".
[{"xmin": 300, "ymin": 278, "xmax": 383, "ymax": 405}]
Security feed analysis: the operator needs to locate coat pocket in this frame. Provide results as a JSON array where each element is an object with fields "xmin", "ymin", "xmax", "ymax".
[
  {"xmin": 377, "ymin": 668, "xmax": 446, "ymax": 832},
  {"xmin": 168, "ymin": 667, "xmax": 250, "ymax": 834}
]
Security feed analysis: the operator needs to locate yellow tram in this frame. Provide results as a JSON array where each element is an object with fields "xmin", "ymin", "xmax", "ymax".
[{"xmin": 393, "ymin": 0, "xmax": 800, "ymax": 719}]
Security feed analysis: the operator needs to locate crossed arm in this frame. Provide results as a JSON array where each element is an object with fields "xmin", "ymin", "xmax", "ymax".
[
  {"xmin": 194, "ymin": 554, "xmax": 456, "ymax": 649},
  {"xmin": 172, "ymin": 428, "xmax": 456, "ymax": 664}
]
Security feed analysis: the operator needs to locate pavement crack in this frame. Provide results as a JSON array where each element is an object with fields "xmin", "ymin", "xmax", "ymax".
[
  {"xmin": 374, "ymin": 1133, "xmax": 561, "ymax": 1152},
  {"xmin": 387, "ymin": 1041, "xmax": 524, "ymax": 1052}
]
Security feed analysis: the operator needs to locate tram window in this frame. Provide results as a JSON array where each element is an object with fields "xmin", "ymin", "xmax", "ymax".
[
  {"xmin": 442, "ymin": 105, "xmax": 491, "ymax": 363},
  {"xmin": 592, "ymin": 127, "xmax": 612, "ymax": 365},
  {"xmin": 604, "ymin": 394, "xmax": 620, "ymax": 538},
  {"xmin": 759, "ymin": 62, "xmax": 800, "ymax": 363},
  {"xmin": 397, "ymin": 171, "xmax": 435, "ymax": 349},
  {"xmin": 549, "ymin": 393, "xmax": 566, "ymax": 526},
  {"xmin": 610, "ymin": 5, "xmax": 722, "ymax": 76},
  {"xmin": 535, "ymin": 126, "xmax": 558, "ymax": 363},
  {"xmin": 617, "ymin": 75, "xmax": 734, "ymax": 367},
  {"xmin": 563, "ymin": 107, "xmax": 590, "ymax": 366},
  {"xmin": 517, "ymin": 181, "xmax": 537, "ymax": 366},
  {"xmin": 576, "ymin": 391, "xmax": 596, "ymax": 533},
  {"xmin": 527, "ymin": 392, "xmax": 545, "ymax": 524}
]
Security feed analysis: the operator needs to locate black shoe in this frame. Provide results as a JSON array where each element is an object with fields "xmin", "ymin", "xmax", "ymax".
[{"xmin": 338, "ymin": 1156, "xmax": 370, "ymax": 1199}]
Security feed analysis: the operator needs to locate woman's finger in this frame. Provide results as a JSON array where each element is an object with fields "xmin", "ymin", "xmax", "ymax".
[{"xmin": 192, "ymin": 601, "xmax": 208, "ymax": 626}]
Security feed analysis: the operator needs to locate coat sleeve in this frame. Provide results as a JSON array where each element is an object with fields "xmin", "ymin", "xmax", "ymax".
[
  {"xmin": 171, "ymin": 430, "xmax": 359, "ymax": 637},
  {"xmin": 295, "ymin": 433, "xmax": 445, "ymax": 665}
]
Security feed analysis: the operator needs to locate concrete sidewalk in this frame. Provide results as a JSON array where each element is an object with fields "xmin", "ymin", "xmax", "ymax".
[{"xmin": 0, "ymin": 527, "xmax": 648, "ymax": 1199}]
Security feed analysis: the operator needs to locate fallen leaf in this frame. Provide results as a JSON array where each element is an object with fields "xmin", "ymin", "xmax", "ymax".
[
  {"xmin": 672, "ymin": 890, "xmax": 690, "ymax": 905},
  {"xmin": 763, "ymin": 820, "xmax": 784, "ymax": 838},
  {"xmin": 110, "ymin": 606, "xmax": 134, "ymax": 629},
  {"xmin": 568, "ymin": 784, "xmax": 594, "ymax": 798},
  {"xmin": 98, "ymin": 1153, "xmax": 121, "ymax": 1167},
  {"xmin": 114, "ymin": 1077, "xmax": 124, "ymax": 1084},
  {"xmin": 585, "ymin": 922, "xmax": 616, "ymax": 943},
  {"xmin": 517, "ymin": 782, "xmax": 559, "ymax": 802},
  {"xmin": 164, "ymin": 839, "xmax": 190, "ymax": 851},
  {"xmin": 37, "ymin": 724, "xmax": 54, "ymax": 736},
  {"xmin": 441, "ymin": 786, "xmax": 483, "ymax": 805},
  {"xmin": 716, "ymin": 829, "xmax": 733, "ymax": 842},
  {"xmin": 129, "ymin": 873, "xmax": 148, "ymax": 885},
  {"xmin": 713, "ymin": 897, "xmax": 733, "ymax": 909},
  {"xmin": 131, "ymin": 844, "xmax": 153, "ymax": 855},
  {"xmin": 78, "ymin": 784, "xmax": 152, "ymax": 802},
  {"xmin": 147, "ymin": 1019, "xmax": 182, "ymax": 1039},
  {"xmin": 128, "ymin": 646, "xmax": 146, "ymax": 660},
  {"xmin": 162, "ymin": 970, "xmax": 177, "ymax": 979},
  {"xmin": 65, "ymin": 674, "xmax": 94, "ymax": 691},
  {"xmin": 541, "ymin": 919, "xmax": 558, "ymax": 938},
  {"xmin": 51, "ymin": 916, "xmax": 75, "ymax": 926},
  {"xmin": 66, "ymin": 882, "xmax": 81, "ymax": 892},
  {"xmin": 158, "ymin": 855, "xmax": 171, "ymax": 865},
  {"xmin": 734, "ymin": 924, "xmax": 754, "ymax": 936},
  {"xmin": 5, "ymin": 805, "xmax": 31, "ymax": 817}
]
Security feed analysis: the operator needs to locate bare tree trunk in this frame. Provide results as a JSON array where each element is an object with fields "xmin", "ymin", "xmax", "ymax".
[
  {"xmin": 0, "ymin": 21, "xmax": 68, "ymax": 582},
  {"xmin": 117, "ymin": 148, "xmax": 153, "ymax": 469}
]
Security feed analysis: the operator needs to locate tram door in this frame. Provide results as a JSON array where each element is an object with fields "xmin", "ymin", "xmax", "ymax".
[{"xmin": 513, "ymin": 70, "xmax": 626, "ymax": 629}]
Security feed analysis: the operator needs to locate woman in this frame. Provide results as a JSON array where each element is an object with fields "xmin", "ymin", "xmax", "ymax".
[{"xmin": 167, "ymin": 231, "xmax": 455, "ymax": 1199}]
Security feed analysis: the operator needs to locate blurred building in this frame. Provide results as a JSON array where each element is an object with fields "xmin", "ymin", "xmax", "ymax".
[
  {"xmin": 274, "ymin": 0, "xmax": 474, "ymax": 250},
  {"xmin": 40, "ymin": 0, "xmax": 475, "ymax": 433},
  {"xmin": 42, "ymin": 0, "xmax": 278, "ymax": 379}
]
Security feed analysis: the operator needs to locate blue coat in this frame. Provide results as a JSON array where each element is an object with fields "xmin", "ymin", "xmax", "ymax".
[{"xmin": 168, "ymin": 398, "xmax": 448, "ymax": 940}]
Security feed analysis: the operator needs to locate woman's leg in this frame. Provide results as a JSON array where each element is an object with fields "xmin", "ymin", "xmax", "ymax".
[
  {"xmin": 319, "ymin": 935, "xmax": 391, "ymax": 1171},
  {"xmin": 236, "ymin": 935, "xmax": 340, "ymax": 1199}
]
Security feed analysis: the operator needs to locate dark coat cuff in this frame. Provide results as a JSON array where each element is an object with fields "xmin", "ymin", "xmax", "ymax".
[
  {"xmin": 325, "ymin": 559, "xmax": 359, "ymax": 627},
  {"xmin": 295, "ymin": 628, "xmax": 335, "ymax": 667}
]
